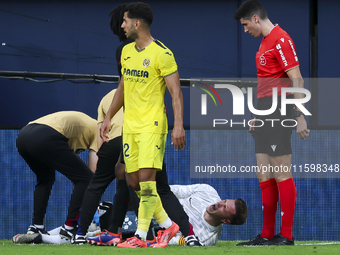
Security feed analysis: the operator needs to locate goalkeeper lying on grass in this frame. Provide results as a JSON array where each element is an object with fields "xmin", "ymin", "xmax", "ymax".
[
  {"xmin": 13, "ymin": 184, "xmax": 247, "ymax": 246},
  {"xmin": 167, "ymin": 184, "xmax": 247, "ymax": 246}
]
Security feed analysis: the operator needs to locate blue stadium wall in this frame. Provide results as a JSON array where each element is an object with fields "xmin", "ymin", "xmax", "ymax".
[
  {"xmin": 0, "ymin": 0, "xmax": 339, "ymax": 241},
  {"xmin": 1, "ymin": 0, "xmax": 339, "ymax": 126},
  {"xmin": 1, "ymin": 130, "xmax": 340, "ymax": 241}
]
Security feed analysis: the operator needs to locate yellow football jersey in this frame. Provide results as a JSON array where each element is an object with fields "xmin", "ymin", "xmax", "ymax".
[
  {"xmin": 29, "ymin": 111, "xmax": 98, "ymax": 153},
  {"xmin": 121, "ymin": 40, "xmax": 178, "ymax": 134}
]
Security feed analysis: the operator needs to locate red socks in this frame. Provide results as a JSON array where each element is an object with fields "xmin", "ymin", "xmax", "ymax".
[
  {"xmin": 188, "ymin": 223, "xmax": 195, "ymax": 236},
  {"xmin": 260, "ymin": 178, "xmax": 297, "ymax": 240},
  {"xmin": 278, "ymin": 178, "xmax": 297, "ymax": 240},
  {"xmin": 65, "ymin": 213, "xmax": 80, "ymax": 227},
  {"xmin": 260, "ymin": 178, "xmax": 278, "ymax": 239}
]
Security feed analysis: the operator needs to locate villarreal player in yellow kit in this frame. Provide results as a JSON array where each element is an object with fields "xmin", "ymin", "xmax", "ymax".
[
  {"xmin": 121, "ymin": 40, "xmax": 176, "ymax": 172},
  {"xmin": 100, "ymin": 2, "xmax": 186, "ymax": 248}
]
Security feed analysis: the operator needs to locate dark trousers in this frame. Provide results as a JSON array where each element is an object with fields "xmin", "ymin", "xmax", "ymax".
[
  {"xmin": 16, "ymin": 124, "xmax": 94, "ymax": 226},
  {"xmin": 78, "ymin": 136, "xmax": 123, "ymax": 234}
]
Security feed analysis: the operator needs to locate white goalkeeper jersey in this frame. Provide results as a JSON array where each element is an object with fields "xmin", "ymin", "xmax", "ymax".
[{"xmin": 170, "ymin": 184, "xmax": 222, "ymax": 246}]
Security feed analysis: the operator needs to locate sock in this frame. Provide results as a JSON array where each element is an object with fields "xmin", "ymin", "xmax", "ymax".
[
  {"xmin": 76, "ymin": 215, "xmax": 84, "ymax": 235},
  {"xmin": 136, "ymin": 181, "xmax": 158, "ymax": 234},
  {"xmin": 170, "ymin": 235, "xmax": 185, "ymax": 245},
  {"xmin": 178, "ymin": 236, "xmax": 186, "ymax": 245},
  {"xmin": 187, "ymin": 223, "xmax": 194, "ymax": 236},
  {"xmin": 131, "ymin": 187, "xmax": 154, "ymax": 240},
  {"xmin": 278, "ymin": 178, "xmax": 297, "ymax": 240},
  {"xmin": 153, "ymin": 193, "xmax": 171, "ymax": 229},
  {"xmin": 65, "ymin": 214, "xmax": 79, "ymax": 227},
  {"xmin": 135, "ymin": 230, "xmax": 147, "ymax": 241},
  {"xmin": 34, "ymin": 224, "xmax": 44, "ymax": 229},
  {"xmin": 260, "ymin": 178, "xmax": 278, "ymax": 239},
  {"xmin": 158, "ymin": 217, "xmax": 172, "ymax": 229}
]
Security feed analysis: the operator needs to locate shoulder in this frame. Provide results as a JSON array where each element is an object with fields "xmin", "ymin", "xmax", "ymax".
[
  {"xmin": 119, "ymin": 39, "xmax": 134, "ymax": 50},
  {"xmin": 122, "ymin": 42, "xmax": 135, "ymax": 54},
  {"xmin": 152, "ymin": 40, "xmax": 176, "ymax": 69},
  {"xmin": 192, "ymin": 183, "xmax": 217, "ymax": 194},
  {"xmin": 99, "ymin": 90, "xmax": 116, "ymax": 107},
  {"xmin": 103, "ymin": 89, "xmax": 117, "ymax": 100},
  {"xmin": 153, "ymin": 40, "xmax": 168, "ymax": 49},
  {"xmin": 272, "ymin": 26, "xmax": 294, "ymax": 42},
  {"xmin": 200, "ymin": 184, "xmax": 217, "ymax": 193},
  {"xmin": 67, "ymin": 111, "xmax": 96, "ymax": 126},
  {"xmin": 152, "ymin": 40, "xmax": 174, "ymax": 54}
]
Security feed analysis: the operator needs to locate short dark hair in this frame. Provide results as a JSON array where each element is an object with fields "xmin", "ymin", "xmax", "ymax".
[
  {"xmin": 234, "ymin": 0, "xmax": 268, "ymax": 21},
  {"xmin": 109, "ymin": 4, "xmax": 128, "ymax": 42},
  {"xmin": 125, "ymin": 2, "xmax": 153, "ymax": 27},
  {"xmin": 229, "ymin": 198, "xmax": 248, "ymax": 225}
]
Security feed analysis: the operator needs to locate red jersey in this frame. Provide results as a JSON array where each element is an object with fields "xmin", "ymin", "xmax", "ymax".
[{"xmin": 256, "ymin": 25, "xmax": 299, "ymax": 98}]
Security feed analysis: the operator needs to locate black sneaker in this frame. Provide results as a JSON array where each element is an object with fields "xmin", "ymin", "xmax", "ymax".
[
  {"xmin": 236, "ymin": 234, "xmax": 271, "ymax": 246},
  {"xmin": 71, "ymin": 234, "xmax": 87, "ymax": 245},
  {"xmin": 265, "ymin": 233, "xmax": 294, "ymax": 246},
  {"xmin": 185, "ymin": 235, "xmax": 202, "ymax": 246},
  {"xmin": 59, "ymin": 225, "xmax": 78, "ymax": 240},
  {"xmin": 27, "ymin": 225, "xmax": 49, "ymax": 235}
]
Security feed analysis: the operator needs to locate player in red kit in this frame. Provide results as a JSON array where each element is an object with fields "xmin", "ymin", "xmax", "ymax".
[{"xmin": 234, "ymin": 0, "xmax": 310, "ymax": 246}]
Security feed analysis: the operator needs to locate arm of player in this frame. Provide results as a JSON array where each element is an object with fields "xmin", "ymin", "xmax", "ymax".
[
  {"xmin": 170, "ymin": 184, "xmax": 199, "ymax": 199},
  {"xmin": 100, "ymin": 78, "xmax": 124, "ymax": 142},
  {"xmin": 164, "ymin": 71, "xmax": 186, "ymax": 151},
  {"xmin": 249, "ymin": 118, "xmax": 256, "ymax": 131},
  {"xmin": 286, "ymin": 66, "xmax": 310, "ymax": 140},
  {"xmin": 97, "ymin": 123, "xmax": 104, "ymax": 150},
  {"xmin": 170, "ymin": 184, "xmax": 217, "ymax": 199}
]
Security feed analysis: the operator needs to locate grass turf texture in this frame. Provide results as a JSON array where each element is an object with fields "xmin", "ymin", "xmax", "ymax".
[{"xmin": 1, "ymin": 240, "xmax": 339, "ymax": 255}]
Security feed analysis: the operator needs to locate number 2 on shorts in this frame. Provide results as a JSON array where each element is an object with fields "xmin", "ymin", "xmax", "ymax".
[{"xmin": 124, "ymin": 143, "xmax": 130, "ymax": 157}]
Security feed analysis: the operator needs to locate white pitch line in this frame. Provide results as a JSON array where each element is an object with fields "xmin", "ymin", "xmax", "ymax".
[
  {"xmin": 297, "ymin": 242, "xmax": 340, "ymax": 246},
  {"xmin": 233, "ymin": 242, "xmax": 340, "ymax": 247}
]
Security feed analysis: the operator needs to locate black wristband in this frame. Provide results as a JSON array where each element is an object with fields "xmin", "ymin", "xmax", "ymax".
[{"xmin": 296, "ymin": 111, "xmax": 305, "ymax": 118}]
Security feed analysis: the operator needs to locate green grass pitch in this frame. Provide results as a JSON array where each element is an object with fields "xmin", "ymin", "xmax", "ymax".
[{"xmin": 0, "ymin": 240, "xmax": 339, "ymax": 255}]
